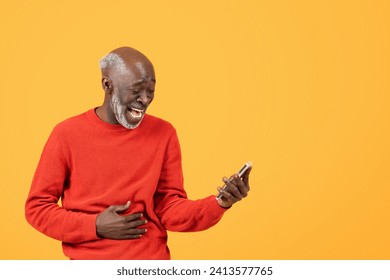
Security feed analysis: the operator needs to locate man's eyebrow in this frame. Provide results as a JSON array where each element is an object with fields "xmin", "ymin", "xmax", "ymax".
[{"xmin": 132, "ymin": 78, "xmax": 156, "ymax": 86}]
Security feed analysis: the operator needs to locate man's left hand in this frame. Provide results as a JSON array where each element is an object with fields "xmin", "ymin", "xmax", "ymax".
[{"xmin": 216, "ymin": 167, "xmax": 252, "ymax": 208}]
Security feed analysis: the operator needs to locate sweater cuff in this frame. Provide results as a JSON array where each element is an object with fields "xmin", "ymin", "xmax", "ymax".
[
  {"xmin": 207, "ymin": 195, "xmax": 230, "ymax": 214},
  {"xmin": 83, "ymin": 213, "xmax": 100, "ymax": 241}
]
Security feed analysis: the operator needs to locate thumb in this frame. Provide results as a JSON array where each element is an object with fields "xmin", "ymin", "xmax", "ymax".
[{"xmin": 110, "ymin": 201, "xmax": 131, "ymax": 213}]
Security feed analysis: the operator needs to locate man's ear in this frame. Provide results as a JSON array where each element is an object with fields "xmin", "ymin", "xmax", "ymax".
[{"xmin": 102, "ymin": 76, "xmax": 113, "ymax": 94}]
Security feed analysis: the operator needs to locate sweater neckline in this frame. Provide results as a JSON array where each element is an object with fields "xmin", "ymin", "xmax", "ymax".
[{"xmin": 86, "ymin": 108, "xmax": 135, "ymax": 132}]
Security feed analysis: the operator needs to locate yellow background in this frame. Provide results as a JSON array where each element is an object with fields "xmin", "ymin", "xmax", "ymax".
[{"xmin": 0, "ymin": 0, "xmax": 389, "ymax": 259}]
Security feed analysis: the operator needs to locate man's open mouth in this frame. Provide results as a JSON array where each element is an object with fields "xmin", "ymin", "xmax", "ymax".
[{"xmin": 128, "ymin": 107, "xmax": 144, "ymax": 119}]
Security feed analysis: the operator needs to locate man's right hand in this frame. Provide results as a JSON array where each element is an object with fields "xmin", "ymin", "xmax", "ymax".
[{"xmin": 96, "ymin": 201, "xmax": 147, "ymax": 239}]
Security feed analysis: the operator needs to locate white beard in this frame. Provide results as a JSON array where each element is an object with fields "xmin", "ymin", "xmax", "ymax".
[{"xmin": 110, "ymin": 90, "xmax": 144, "ymax": 129}]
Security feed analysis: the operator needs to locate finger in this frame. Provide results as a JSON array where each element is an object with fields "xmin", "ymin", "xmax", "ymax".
[
  {"xmin": 109, "ymin": 201, "xmax": 131, "ymax": 213},
  {"xmin": 242, "ymin": 167, "xmax": 252, "ymax": 191},
  {"xmin": 115, "ymin": 233, "xmax": 143, "ymax": 240},
  {"xmin": 217, "ymin": 187, "xmax": 225, "ymax": 198},
  {"xmin": 126, "ymin": 227, "xmax": 147, "ymax": 235},
  {"xmin": 123, "ymin": 213, "xmax": 144, "ymax": 222},
  {"xmin": 223, "ymin": 177, "xmax": 242, "ymax": 199},
  {"xmin": 122, "ymin": 234, "xmax": 143, "ymax": 239},
  {"xmin": 119, "ymin": 227, "xmax": 147, "ymax": 239},
  {"xmin": 127, "ymin": 218, "xmax": 148, "ymax": 228},
  {"xmin": 220, "ymin": 175, "xmax": 234, "ymax": 193},
  {"xmin": 233, "ymin": 176, "xmax": 248, "ymax": 197},
  {"xmin": 217, "ymin": 186, "xmax": 238, "ymax": 202}
]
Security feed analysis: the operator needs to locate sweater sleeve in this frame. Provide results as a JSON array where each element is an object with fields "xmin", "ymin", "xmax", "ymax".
[
  {"xmin": 153, "ymin": 129, "xmax": 228, "ymax": 232},
  {"xmin": 25, "ymin": 127, "xmax": 99, "ymax": 243}
]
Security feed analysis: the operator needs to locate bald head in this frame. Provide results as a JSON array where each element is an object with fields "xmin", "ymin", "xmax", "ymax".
[{"xmin": 99, "ymin": 46, "xmax": 153, "ymax": 76}]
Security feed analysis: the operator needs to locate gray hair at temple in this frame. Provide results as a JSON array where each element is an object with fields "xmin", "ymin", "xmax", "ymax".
[{"xmin": 99, "ymin": 52, "xmax": 127, "ymax": 74}]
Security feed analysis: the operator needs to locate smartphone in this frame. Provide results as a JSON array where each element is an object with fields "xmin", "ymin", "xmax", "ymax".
[{"xmin": 216, "ymin": 161, "xmax": 252, "ymax": 199}]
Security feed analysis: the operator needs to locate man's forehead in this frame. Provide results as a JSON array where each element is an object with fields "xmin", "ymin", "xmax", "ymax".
[
  {"xmin": 114, "ymin": 65, "xmax": 156, "ymax": 87},
  {"xmin": 133, "ymin": 61, "xmax": 154, "ymax": 74}
]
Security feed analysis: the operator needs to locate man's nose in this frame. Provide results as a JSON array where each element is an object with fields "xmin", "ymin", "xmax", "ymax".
[{"xmin": 137, "ymin": 91, "xmax": 149, "ymax": 105}]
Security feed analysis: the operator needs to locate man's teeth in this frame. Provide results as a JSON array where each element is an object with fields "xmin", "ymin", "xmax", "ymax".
[
  {"xmin": 131, "ymin": 108, "xmax": 144, "ymax": 113},
  {"xmin": 129, "ymin": 108, "xmax": 144, "ymax": 118}
]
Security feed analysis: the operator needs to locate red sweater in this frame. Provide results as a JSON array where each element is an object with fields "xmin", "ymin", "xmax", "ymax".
[{"xmin": 25, "ymin": 109, "xmax": 226, "ymax": 259}]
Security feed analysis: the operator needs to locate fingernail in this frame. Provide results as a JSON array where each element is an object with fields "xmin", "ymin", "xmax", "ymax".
[
  {"xmin": 144, "ymin": 220, "xmax": 148, "ymax": 224},
  {"xmin": 223, "ymin": 177, "xmax": 228, "ymax": 182}
]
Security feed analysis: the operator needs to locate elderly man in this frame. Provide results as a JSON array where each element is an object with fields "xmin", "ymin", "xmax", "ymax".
[{"xmin": 25, "ymin": 46, "xmax": 251, "ymax": 260}]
